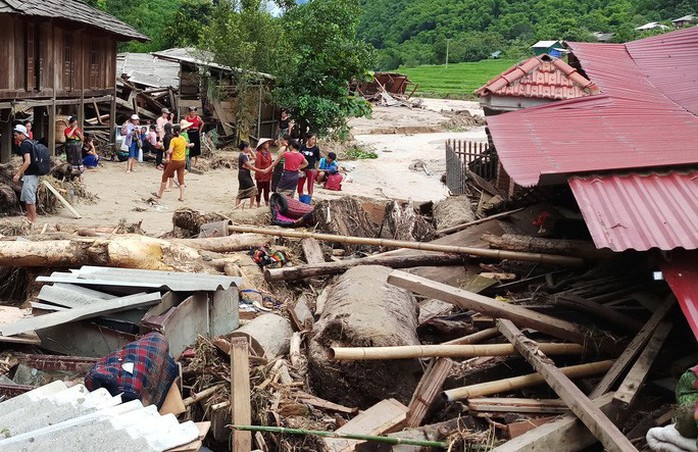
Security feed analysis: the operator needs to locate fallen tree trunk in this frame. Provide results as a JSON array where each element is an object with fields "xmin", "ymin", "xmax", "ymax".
[
  {"xmin": 228, "ymin": 225, "xmax": 585, "ymax": 266},
  {"xmin": 482, "ymin": 234, "xmax": 614, "ymax": 260},
  {"xmin": 170, "ymin": 233, "xmax": 269, "ymax": 253},
  {"xmin": 308, "ymin": 265, "xmax": 422, "ymax": 409},
  {"xmin": 0, "ymin": 235, "xmax": 204, "ymax": 271},
  {"xmin": 264, "ymin": 253, "xmax": 465, "ymax": 282}
]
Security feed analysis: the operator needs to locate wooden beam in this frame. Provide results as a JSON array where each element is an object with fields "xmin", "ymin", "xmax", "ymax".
[
  {"xmin": 497, "ymin": 319, "xmax": 637, "ymax": 452},
  {"xmin": 322, "ymin": 398, "xmax": 408, "ymax": 452},
  {"xmin": 301, "ymin": 238, "xmax": 325, "ymax": 264},
  {"xmin": 556, "ymin": 293, "xmax": 644, "ymax": 332},
  {"xmin": 613, "ymin": 321, "xmax": 672, "ymax": 408},
  {"xmin": 507, "ymin": 416, "xmax": 558, "ymax": 439},
  {"xmin": 590, "ymin": 296, "xmax": 675, "ymax": 398},
  {"xmin": 42, "ymin": 181, "xmax": 81, "ymax": 219},
  {"xmin": 1, "ymin": 292, "xmax": 160, "ymax": 337},
  {"xmin": 406, "ymin": 358, "xmax": 453, "ymax": 427},
  {"xmin": 491, "ymin": 393, "xmax": 616, "ymax": 452},
  {"xmin": 230, "ymin": 337, "xmax": 252, "ymax": 452},
  {"xmin": 467, "ymin": 398, "xmax": 569, "ymax": 415},
  {"xmin": 388, "ymin": 271, "xmax": 588, "ymax": 344}
]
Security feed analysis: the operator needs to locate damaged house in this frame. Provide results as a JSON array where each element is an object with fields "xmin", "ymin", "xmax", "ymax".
[{"xmin": 0, "ymin": 0, "xmax": 147, "ymax": 162}]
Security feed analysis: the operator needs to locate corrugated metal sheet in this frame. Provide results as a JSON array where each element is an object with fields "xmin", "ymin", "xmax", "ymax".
[
  {"xmin": 37, "ymin": 266, "xmax": 243, "ymax": 292},
  {"xmin": 0, "ymin": 0, "xmax": 148, "ymax": 41},
  {"xmin": 487, "ymin": 27, "xmax": 698, "ymax": 187},
  {"xmin": 476, "ymin": 54, "xmax": 599, "ymax": 100},
  {"xmin": 117, "ymin": 53, "xmax": 180, "ymax": 88},
  {"xmin": 662, "ymin": 250, "xmax": 698, "ymax": 341},
  {"xmin": 569, "ymin": 172, "xmax": 698, "ymax": 251},
  {"xmin": 153, "ymin": 48, "xmax": 274, "ymax": 80}
]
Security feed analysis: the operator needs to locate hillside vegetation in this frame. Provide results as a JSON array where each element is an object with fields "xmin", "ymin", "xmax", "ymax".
[{"xmin": 358, "ymin": 0, "xmax": 697, "ymax": 69}]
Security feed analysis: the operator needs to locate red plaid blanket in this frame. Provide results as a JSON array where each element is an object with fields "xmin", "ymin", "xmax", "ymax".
[{"xmin": 85, "ymin": 332, "xmax": 178, "ymax": 408}]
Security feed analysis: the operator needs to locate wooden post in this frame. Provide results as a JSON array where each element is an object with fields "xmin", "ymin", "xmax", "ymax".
[
  {"xmin": 388, "ymin": 271, "xmax": 589, "ymax": 344},
  {"xmin": 48, "ymin": 97, "xmax": 57, "ymax": 155},
  {"xmin": 0, "ymin": 110, "xmax": 12, "ymax": 164},
  {"xmin": 78, "ymin": 90, "xmax": 85, "ymax": 130},
  {"xmin": 590, "ymin": 296, "xmax": 675, "ymax": 398},
  {"xmin": 230, "ymin": 337, "xmax": 252, "ymax": 452},
  {"xmin": 497, "ymin": 319, "xmax": 637, "ymax": 452},
  {"xmin": 406, "ymin": 358, "xmax": 453, "ymax": 427},
  {"xmin": 613, "ymin": 321, "xmax": 672, "ymax": 408}
]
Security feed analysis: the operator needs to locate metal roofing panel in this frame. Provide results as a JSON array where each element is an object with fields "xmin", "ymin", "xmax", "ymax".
[
  {"xmin": 36, "ymin": 266, "xmax": 242, "ymax": 292},
  {"xmin": 2, "ymin": 0, "xmax": 147, "ymax": 41},
  {"xmin": 661, "ymin": 250, "xmax": 698, "ymax": 341},
  {"xmin": 152, "ymin": 48, "xmax": 274, "ymax": 80},
  {"xmin": 117, "ymin": 53, "xmax": 180, "ymax": 88},
  {"xmin": 569, "ymin": 171, "xmax": 698, "ymax": 251},
  {"xmin": 476, "ymin": 55, "xmax": 598, "ymax": 100}
]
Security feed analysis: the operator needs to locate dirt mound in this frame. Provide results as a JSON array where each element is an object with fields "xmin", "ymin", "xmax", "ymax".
[{"xmin": 441, "ymin": 110, "xmax": 486, "ymax": 129}]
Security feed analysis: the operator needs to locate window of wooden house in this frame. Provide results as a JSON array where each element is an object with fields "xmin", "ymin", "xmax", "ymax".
[
  {"xmin": 25, "ymin": 23, "xmax": 41, "ymax": 91},
  {"xmin": 89, "ymin": 41, "xmax": 100, "ymax": 89},
  {"xmin": 63, "ymin": 33, "xmax": 74, "ymax": 91}
]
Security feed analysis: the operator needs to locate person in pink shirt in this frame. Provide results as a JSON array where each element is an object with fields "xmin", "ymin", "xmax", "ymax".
[
  {"xmin": 266, "ymin": 139, "xmax": 308, "ymax": 198},
  {"xmin": 156, "ymin": 108, "xmax": 171, "ymax": 141}
]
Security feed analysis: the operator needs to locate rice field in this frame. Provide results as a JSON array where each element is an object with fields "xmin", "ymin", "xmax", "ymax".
[{"xmin": 399, "ymin": 59, "xmax": 517, "ymax": 97}]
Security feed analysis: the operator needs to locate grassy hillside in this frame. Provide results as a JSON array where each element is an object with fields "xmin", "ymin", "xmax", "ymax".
[{"xmin": 399, "ymin": 59, "xmax": 517, "ymax": 97}]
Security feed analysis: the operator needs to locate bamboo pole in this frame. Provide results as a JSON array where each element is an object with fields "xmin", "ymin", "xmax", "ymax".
[
  {"xmin": 227, "ymin": 225, "xmax": 585, "ymax": 266},
  {"xmin": 228, "ymin": 425, "xmax": 447, "ymax": 448},
  {"xmin": 443, "ymin": 360, "xmax": 614, "ymax": 402},
  {"xmin": 330, "ymin": 343, "xmax": 584, "ymax": 361},
  {"xmin": 264, "ymin": 253, "xmax": 465, "ymax": 282},
  {"xmin": 442, "ymin": 327, "xmax": 499, "ymax": 345},
  {"xmin": 183, "ymin": 383, "xmax": 225, "ymax": 407}
]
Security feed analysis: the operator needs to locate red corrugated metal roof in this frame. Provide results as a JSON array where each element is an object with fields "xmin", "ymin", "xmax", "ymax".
[
  {"xmin": 476, "ymin": 54, "xmax": 599, "ymax": 100},
  {"xmin": 569, "ymin": 172, "xmax": 698, "ymax": 251},
  {"xmin": 487, "ymin": 26, "xmax": 698, "ymax": 187},
  {"xmin": 661, "ymin": 250, "xmax": 698, "ymax": 341}
]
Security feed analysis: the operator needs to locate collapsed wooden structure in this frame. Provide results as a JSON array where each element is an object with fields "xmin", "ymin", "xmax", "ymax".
[{"xmin": 0, "ymin": 0, "xmax": 148, "ymax": 162}]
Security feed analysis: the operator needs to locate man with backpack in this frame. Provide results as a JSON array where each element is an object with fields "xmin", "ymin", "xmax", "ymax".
[{"xmin": 12, "ymin": 124, "xmax": 39, "ymax": 223}]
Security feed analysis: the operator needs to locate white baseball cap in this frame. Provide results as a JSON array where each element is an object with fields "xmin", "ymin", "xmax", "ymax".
[
  {"xmin": 13, "ymin": 124, "xmax": 27, "ymax": 135},
  {"xmin": 131, "ymin": 114, "xmax": 140, "ymax": 120}
]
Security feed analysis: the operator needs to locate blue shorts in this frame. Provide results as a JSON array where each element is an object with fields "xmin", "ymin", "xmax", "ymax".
[{"xmin": 128, "ymin": 142, "xmax": 139, "ymax": 159}]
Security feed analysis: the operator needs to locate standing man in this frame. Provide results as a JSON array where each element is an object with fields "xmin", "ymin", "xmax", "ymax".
[{"xmin": 12, "ymin": 125, "xmax": 38, "ymax": 223}]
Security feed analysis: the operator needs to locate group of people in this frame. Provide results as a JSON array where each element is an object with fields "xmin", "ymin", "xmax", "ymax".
[{"xmin": 235, "ymin": 132, "xmax": 341, "ymax": 210}]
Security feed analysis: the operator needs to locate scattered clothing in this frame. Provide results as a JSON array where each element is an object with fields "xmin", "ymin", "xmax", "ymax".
[
  {"xmin": 84, "ymin": 332, "xmax": 178, "ymax": 409},
  {"xmin": 249, "ymin": 245, "xmax": 288, "ymax": 268},
  {"xmin": 269, "ymin": 192, "xmax": 313, "ymax": 227}
]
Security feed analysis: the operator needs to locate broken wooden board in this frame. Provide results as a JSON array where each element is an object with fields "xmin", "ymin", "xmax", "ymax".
[
  {"xmin": 1, "ymin": 292, "xmax": 160, "ymax": 337},
  {"xmin": 289, "ymin": 295, "xmax": 313, "ymax": 331},
  {"xmin": 301, "ymin": 238, "xmax": 325, "ymax": 264},
  {"xmin": 556, "ymin": 293, "xmax": 643, "ymax": 332},
  {"xmin": 491, "ymin": 393, "xmax": 616, "ymax": 452},
  {"xmin": 406, "ymin": 358, "xmax": 453, "ymax": 427},
  {"xmin": 613, "ymin": 321, "xmax": 673, "ymax": 408},
  {"xmin": 230, "ymin": 337, "xmax": 252, "ymax": 452},
  {"xmin": 160, "ymin": 378, "xmax": 186, "ymax": 416},
  {"xmin": 389, "ymin": 271, "xmax": 588, "ymax": 344},
  {"xmin": 590, "ymin": 295, "xmax": 675, "ymax": 398},
  {"xmin": 323, "ymin": 398, "xmax": 409, "ymax": 452},
  {"xmin": 497, "ymin": 320, "xmax": 636, "ymax": 452},
  {"xmin": 0, "ymin": 307, "xmax": 41, "ymax": 345},
  {"xmin": 295, "ymin": 391, "xmax": 358, "ymax": 415},
  {"xmin": 467, "ymin": 398, "xmax": 569, "ymax": 415}
]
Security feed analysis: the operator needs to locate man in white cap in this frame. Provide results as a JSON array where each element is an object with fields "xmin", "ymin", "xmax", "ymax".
[
  {"xmin": 121, "ymin": 114, "xmax": 140, "ymax": 173},
  {"xmin": 11, "ymin": 124, "xmax": 38, "ymax": 223}
]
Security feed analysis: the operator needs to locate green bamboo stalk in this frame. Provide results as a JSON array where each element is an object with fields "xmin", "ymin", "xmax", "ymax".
[{"xmin": 229, "ymin": 424, "xmax": 448, "ymax": 448}]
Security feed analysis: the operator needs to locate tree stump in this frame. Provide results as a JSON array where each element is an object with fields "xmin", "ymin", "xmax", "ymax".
[{"xmin": 308, "ymin": 265, "xmax": 422, "ymax": 409}]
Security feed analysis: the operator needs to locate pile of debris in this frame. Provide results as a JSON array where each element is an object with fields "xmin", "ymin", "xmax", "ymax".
[{"xmin": 0, "ymin": 189, "xmax": 688, "ymax": 451}]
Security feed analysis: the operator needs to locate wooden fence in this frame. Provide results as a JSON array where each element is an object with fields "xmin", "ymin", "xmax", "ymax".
[{"xmin": 445, "ymin": 139, "xmax": 497, "ymax": 195}]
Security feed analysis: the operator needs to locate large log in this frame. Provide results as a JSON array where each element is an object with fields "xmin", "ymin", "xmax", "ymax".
[
  {"xmin": 0, "ymin": 235, "xmax": 203, "ymax": 270},
  {"xmin": 170, "ymin": 234, "xmax": 269, "ymax": 253},
  {"xmin": 482, "ymin": 234, "xmax": 614, "ymax": 260},
  {"xmin": 308, "ymin": 266, "xmax": 422, "ymax": 409},
  {"xmin": 228, "ymin": 225, "xmax": 586, "ymax": 266},
  {"xmin": 264, "ymin": 253, "xmax": 466, "ymax": 282}
]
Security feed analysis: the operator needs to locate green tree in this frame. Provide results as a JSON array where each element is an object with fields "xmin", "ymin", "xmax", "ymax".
[
  {"xmin": 161, "ymin": 0, "xmax": 214, "ymax": 49},
  {"xmin": 274, "ymin": 0, "xmax": 374, "ymax": 137}
]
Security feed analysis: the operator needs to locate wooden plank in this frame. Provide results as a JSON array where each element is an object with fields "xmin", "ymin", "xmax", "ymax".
[
  {"xmin": 289, "ymin": 295, "xmax": 313, "ymax": 331},
  {"xmin": 295, "ymin": 391, "xmax": 358, "ymax": 415},
  {"xmin": 613, "ymin": 321, "xmax": 673, "ymax": 407},
  {"xmin": 406, "ymin": 358, "xmax": 453, "ymax": 427},
  {"xmin": 507, "ymin": 416, "xmax": 558, "ymax": 439},
  {"xmin": 467, "ymin": 398, "xmax": 569, "ymax": 415},
  {"xmin": 42, "ymin": 181, "xmax": 81, "ymax": 219},
  {"xmin": 493, "ymin": 393, "xmax": 614, "ymax": 452},
  {"xmin": 301, "ymin": 238, "xmax": 325, "ymax": 264},
  {"xmin": 230, "ymin": 337, "xmax": 252, "ymax": 452},
  {"xmin": 1, "ymin": 292, "xmax": 160, "ymax": 337},
  {"xmin": 323, "ymin": 398, "xmax": 409, "ymax": 452},
  {"xmin": 388, "ymin": 271, "xmax": 588, "ymax": 344},
  {"xmin": 497, "ymin": 320, "xmax": 636, "ymax": 452},
  {"xmin": 590, "ymin": 296, "xmax": 675, "ymax": 398}
]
